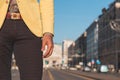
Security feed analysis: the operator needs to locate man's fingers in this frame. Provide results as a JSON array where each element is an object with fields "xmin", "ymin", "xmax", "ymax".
[
  {"xmin": 43, "ymin": 47, "xmax": 50, "ymax": 58},
  {"xmin": 43, "ymin": 46, "xmax": 53, "ymax": 58},
  {"xmin": 46, "ymin": 48, "xmax": 53, "ymax": 57}
]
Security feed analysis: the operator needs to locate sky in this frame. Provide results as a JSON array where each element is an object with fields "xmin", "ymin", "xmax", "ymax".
[{"xmin": 54, "ymin": 0, "xmax": 114, "ymax": 44}]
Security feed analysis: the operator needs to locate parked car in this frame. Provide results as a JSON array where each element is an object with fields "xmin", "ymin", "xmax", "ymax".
[
  {"xmin": 69, "ymin": 67, "xmax": 77, "ymax": 70},
  {"xmin": 100, "ymin": 65, "xmax": 109, "ymax": 73},
  {"xmin": 83, "ymin": 66, "xmax": 91, "ymax": 72},
  {"xmin": 61, "ymin": 66, "xmax": 67, "ymax": 70}
]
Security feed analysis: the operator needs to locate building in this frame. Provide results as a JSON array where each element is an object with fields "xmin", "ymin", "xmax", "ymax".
[
  {"xmin": 43, "ymin": 44, "xmax": 62, "ymax": 68},
  {"xmin": 98, "ymin": 0, "xmax": 120, "ymax": 71},
  {"xmin": 68, "ymin": 32, "xmax": 87, "ymax": 67},
  {"xmin": 74, "ymin": 32, "xmax": 87, "ymax": 66},
  {"xmin": 62, "ymin": 40, "xmax": 74, "ymax": 67},
  {"xmin": 86, "ymin": 20, "xmax": 99, "ymax": 65},
  {"xmin": 68, "ymin": 41, "xmax": 75, "ymax": 67}
]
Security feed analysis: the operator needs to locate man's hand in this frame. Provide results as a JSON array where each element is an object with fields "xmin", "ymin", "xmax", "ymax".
[{"xmin": 41, "ymin": 33, "xmax": 54, "ymax": 58}]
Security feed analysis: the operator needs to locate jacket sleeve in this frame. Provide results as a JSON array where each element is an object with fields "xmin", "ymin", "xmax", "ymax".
[{"xmin": 40, "ymin": 0, "xmax": 54, "ymax": 35}]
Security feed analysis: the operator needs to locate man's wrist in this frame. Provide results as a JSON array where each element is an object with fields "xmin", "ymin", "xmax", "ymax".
[{"xmin": 43, "ymin": 32, "xmax": 54, "ymax": 37}]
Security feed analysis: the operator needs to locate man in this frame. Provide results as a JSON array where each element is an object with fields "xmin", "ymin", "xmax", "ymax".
[{"xmin": 0, "ymin": 0, "xmax": 54, "ymax": 80}]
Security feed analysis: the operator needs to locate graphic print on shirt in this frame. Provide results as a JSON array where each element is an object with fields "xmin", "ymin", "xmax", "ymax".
[{"xmin": 9, "ymin": 0, "xmax": 19, "ymax": 13}]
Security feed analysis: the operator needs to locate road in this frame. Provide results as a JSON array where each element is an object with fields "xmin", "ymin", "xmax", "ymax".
[
  {"xmin": 12, "ymin": 68, "xmax": 120, "ymax": 80},
  {"xmin": 42, "ymin": 68, "xmax": 95, "ymax": 80}
]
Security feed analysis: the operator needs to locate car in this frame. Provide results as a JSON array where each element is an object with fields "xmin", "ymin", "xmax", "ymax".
[
  {"xmin": 83, "ymin": 66, "xmax": 91, "ymax": 72},
  {"xmin": 100, "ymin": 65, "xmax": 109, "ymax": 72},
  {"xmin": 61, "ymin": 66, "xmax": 67, "ymax": 70},
  {"xmin": 69, "ymin": 67, "xmax": 77, "ymax": 70}
]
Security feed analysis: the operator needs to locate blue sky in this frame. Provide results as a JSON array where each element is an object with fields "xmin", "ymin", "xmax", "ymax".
[{"xmin": 54, "ymin": 0, "xmax": 114, "ymax": 43}]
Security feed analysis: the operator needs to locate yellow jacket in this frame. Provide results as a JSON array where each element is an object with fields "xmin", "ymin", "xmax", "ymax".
[{"xmin": 0, "ymin": 0, "xmax": 54, "ymax": 37}]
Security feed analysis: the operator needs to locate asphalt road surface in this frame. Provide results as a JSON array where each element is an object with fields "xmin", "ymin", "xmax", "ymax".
[
  {"xmin": 12, "ymin": 69, "xmax": 95, "ymax": 80},
  {"xmin": 42, "ymin": 68, "xmax": 94, "ymax": 80}
]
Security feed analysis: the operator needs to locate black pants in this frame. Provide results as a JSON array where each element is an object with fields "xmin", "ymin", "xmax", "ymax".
[{"xmin": 0, "ymin": 19, "xmax": 43, "ymax": 80}]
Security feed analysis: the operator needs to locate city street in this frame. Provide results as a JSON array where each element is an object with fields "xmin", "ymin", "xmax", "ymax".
[
  {"xmin": 12, "ymin": 68, "xmax": 120, "ymax": 80},
  {"xmin": 12, "ymin": 69, "xmax": 95, "ymax": 80},
  {"xmin": 42, "ymin": 68, "xmax": 95, "ymax": 80},
  {"xmin": 2, "ymin": 0, "xmax": 120, "ymax": 80}
]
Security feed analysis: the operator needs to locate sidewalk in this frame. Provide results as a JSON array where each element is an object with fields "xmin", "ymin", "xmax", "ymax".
[{"xmin": 65, "ymin": 70, "xmax": 120, "ymax": 80}]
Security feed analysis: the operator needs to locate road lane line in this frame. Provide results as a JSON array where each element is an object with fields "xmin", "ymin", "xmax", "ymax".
[{"xmin": 47, "ymin": 70, "xmax": 54, "ymax": 80}]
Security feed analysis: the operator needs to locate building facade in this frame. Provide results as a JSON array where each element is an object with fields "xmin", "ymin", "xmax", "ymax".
[
  {"xmin": 98, "ymin": 1, "xmax": 120, "ymax": 71},
  {"xmin": 62, "ymin": 40, "xmax": 74, "ymax": 67},
  {"xmin": 74, "ymin": 32, "xmax": 87, "ymax": 66},
  {"xmin": 43, "ymin": 44, "xmax": 62, "ymax": 68},
  {"xmin": 68, "ymin": 32, "xmax": 87, "ymax": 67},
  {"xmin": 86, "ymin": 21, "xmax": 99, "ymax": 64}
]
